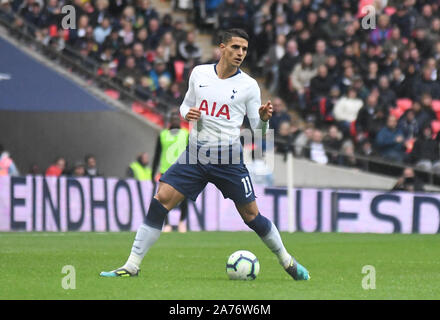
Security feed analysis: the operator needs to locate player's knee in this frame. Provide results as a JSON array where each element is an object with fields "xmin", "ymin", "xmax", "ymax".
[
  {"xmin": 240, "ymin": 211, "xmax": 258, "ymax": 224},
  {"xmin": 154, "ymin": 192, "xmax": 170, "ymax": 208}
]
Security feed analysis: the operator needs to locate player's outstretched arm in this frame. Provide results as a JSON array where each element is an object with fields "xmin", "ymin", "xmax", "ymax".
[
  {"xmin": 185, "ymin": 107, "xmax": 201, "ymax": 121},
  {"xmin": 259, "ymin": 100, "xmax": 273, "ymax": 122}
]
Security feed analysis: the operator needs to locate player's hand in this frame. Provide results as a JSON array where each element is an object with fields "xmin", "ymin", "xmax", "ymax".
[
  {"xmin": 185, "ymin": 107, "xmax": 201, "ymax": 121},
  {"xmin": 259, "ymin": 101, "xmax": 273, "ymax": 122}
]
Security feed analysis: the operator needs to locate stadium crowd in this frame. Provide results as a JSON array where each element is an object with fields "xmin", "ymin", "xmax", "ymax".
[
  {"xmin": 194, "ymin": 0, "xmax": 440, "ymax": 176},
  {"xmin": 2, "ymin": 0, "xmax": 440, "ymax": 179}
]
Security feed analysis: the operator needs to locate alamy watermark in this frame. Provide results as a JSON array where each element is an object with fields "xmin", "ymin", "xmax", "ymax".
[
  {"xmin": 61, "ymin": 265, "xmax": 76, "ymax": 290},
  {"xmin": 361, "ymin": 5, "xmax": 376, "ymax": 30},
  {"xmin": 61, "ymin": 5, "xmax": 76, "ymax": 30},
  {"xmin": 164, "ymin": 126, "xmax": 274, "ymax": 172},
  {"xmin": 361, "ymin": 265, "xmax": 376, "ymax": 290}
]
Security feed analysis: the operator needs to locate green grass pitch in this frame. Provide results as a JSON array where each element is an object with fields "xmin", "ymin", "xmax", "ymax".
[{"xmin": 0, "ymin": 231, "xmax": 439, "ymax": 299}]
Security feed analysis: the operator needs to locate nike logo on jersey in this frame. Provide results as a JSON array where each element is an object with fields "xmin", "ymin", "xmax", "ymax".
[
  {"xmin": 199, "ymin": 84, "xmax": 209, "ymax": 87},
  {"xmin": 245, "ymin": 192, "xmax": 253, "ymax": 198}
]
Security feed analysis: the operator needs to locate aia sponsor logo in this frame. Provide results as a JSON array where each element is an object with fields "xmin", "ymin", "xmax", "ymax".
[{"xmin": 199, "ymin": 99, "xmax": 230, "ymax": 120}]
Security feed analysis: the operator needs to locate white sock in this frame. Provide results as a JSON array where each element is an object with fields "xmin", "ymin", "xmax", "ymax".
[
  {"xmin": 261, "ymin": 222, "xmax": 292, "ymax": 268},
  {"xmin": 123, "ymin": 224, "xmax": 161, "ymax": 272}
]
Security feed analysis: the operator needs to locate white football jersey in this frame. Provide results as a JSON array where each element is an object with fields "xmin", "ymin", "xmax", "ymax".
[{"xmin": 180, "ymin": 64, "xmax": 268, "ymax": 147}]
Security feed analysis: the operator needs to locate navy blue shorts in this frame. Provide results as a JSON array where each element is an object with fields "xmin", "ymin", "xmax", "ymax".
[{"xmin": 160, "ymin": 146, "xmax": 256, "ymax": 205}]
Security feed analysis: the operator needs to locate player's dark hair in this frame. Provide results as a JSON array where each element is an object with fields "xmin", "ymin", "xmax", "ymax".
[{"xmin": 220, "ymin": 29, "xmax": 249, "ymax": 44}]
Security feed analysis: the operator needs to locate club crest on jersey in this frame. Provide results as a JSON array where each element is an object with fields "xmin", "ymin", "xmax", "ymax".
[
  {"xmin": 231, "ymin": 89, "xmax": 237, "ymax": 100},
  {"xmin": 199, "ymin": 99, "xmax": 230, "ymax": 120}
]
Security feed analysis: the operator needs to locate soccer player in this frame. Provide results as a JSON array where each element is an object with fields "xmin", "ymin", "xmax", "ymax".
[{"xmin": 100, "ymin": 28, "xmax": 310, "ymax": 281}]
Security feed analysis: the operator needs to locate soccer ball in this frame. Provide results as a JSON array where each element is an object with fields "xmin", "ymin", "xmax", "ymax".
[{"xmin": 226, "ymin": 250, "xmax": 260, "ymax": 280}]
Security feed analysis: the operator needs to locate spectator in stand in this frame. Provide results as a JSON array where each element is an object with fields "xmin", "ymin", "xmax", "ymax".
[
  {"xmin": 389, "ymin": 67, "xmax": 407, "ymax": 98},
  {"xmin": 397, "ymin": 109, "xmax": 420, "ymax": 140},
  {"xmin": 254, "ymin": 21, "xmax": 275, "ymax": 71},
  {"xmin": 146, "ymin": 17, "xmax": 162, "ymax": 50},
  {"xmin": 401, "ymin": 100, "xmax": 434, "ymax": 131},
  {"xmin": 309, "ymin": 64, "xmax": 332, "ymax": 106},
  {"xmin": 392, "ymin": 167, "xmax": 424, "ymax": 192},
  {"xmin": 363, "ymin": 61, "xmax": 380, "ymax": 90},
  {"xmin": 352, "ymin": 75, "xmax": 370, "ymax": 101},
  {"xmin": 390, "ymin": 4, "xmax": 412, "ymax": 39},
  {"xmin": 323, "ymin": 125, "xmax": 343, "ymax": 165},
  {"xmin": 0, "ymin": 0, "xmax": 14, "ymax": 24},
  {"xmin": 278, "ymin": 39, "xmax": 300, "ymax": 99},
  {"xmin": 273, "ymin": 13, "xmax": 290, "ymax": 38},
  {"xmin": 383, "ymin": 26, "xmax": 406, "ymax": 56},
  {"xmin": 136, "ymin": 0, "xmax": 159, "ymax": 26},
  {"xmin": 102, "ymin": 28, "xmax": 123, "ymax": 54},
  {"xmin": 264, "ymin": 34, "xmax": 286, "ymax": 93},
  {"xmin": 85, "ymin": 154, "xmax": 101, "ymax": 177},
  {"xmin": 339, "ymin": 140, "xmax": 358, "ymax": 169},
  {"xmin": 149, "ymin": 58, "xmax": 172, "ymax": 93},
  {"xmin": 333, "ymin": 86, "xmax": 363, "ymax": 136},
  {"xmin": 414, "ymin": 66, "xmax": 440, "ymax": 100},
  {"xmin": 274, "ymin": 121, "xmax": 295, "ymax": 157},
  {"xmin": 305, "ymin": 129, "xmax": 328, "ymax": 165},
  {"xmin": 419, "ymin": 92, "xmax": 437, "ymax": 124},
  {"xmin": 409, "ymin": 125, "xmax": 440, "ymax": 174},
  {"xmin": 289, "ymin": 52, "xmax": 317, "ymax": 112},
  {"xmin": 159, "ymin": 31, "xmax": 177, "ymax": 63},
  {"xmin": 356, "ymin": 138, "xmax": 379, "ymax": 171},
  {"xmin": 45, "ymin": 157, "xmax": 65, "ymax": 176},
  {"xmin": 90, "ymin": 0, "xmax": 110, "ymax": 26},
  {"xmin": 159, "ymin": 81, "xmax": 184, "ymax": 108},
  {"xmin": 355, "ymin": 92, "xmax": 388, "ymax": 142},
  {"xmin": 377, "ymin": 75, "xmax": 397, "ymax": 111},
  {"xmin": 312, "ymin": 39, "xmax": 328, "ymax": 68},
  {"xmin": 118, "ymin": 55, "xmax": 143, "ymax": 85},
  {"xmin": 177, "ymin": 30, "xmax": 202, "ymax": 65},
  {"xmin": 217, "ymin": 0, "xmax": 239, "ymax": 31},
  {"xmin": 375, "ymin": 115, "xmax": 406, "ymax": 163},
  {"xmin": 22, "ymin": 2, "xmax": 48, "ymax": 33},
  {"xmin": 270, "ymin": 97, "xmax": 291, "ymax": 136},
  {"xmin": 93, "ymin": 17, "xmax": 112, "ymax": 45},
  {"xmin": 320, "ymin": 12, "xmax": 345, "ymax": 45},
  {"xmin": 0, "ymin": 144, "xmax": 19, "ymax": 176},
  {"xmin": 369, "ymin": 14, "xmax": 392, "ymax": 46},
  {"xmin": 325, "ymin": 54, "xmax": 341, "ymax": 85},
  {"xmin": 339, "ymin": 65, "xmax": 355, "ymax": 94},
  {"xmin": 294, "ymin": 121, "xmax": 314, "ymax": 157}
]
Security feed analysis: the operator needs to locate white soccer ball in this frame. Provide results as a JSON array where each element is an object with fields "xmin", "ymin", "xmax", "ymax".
[{"xmin": 226, "ymin": 250, "xmax": 260, "ymax": 280}]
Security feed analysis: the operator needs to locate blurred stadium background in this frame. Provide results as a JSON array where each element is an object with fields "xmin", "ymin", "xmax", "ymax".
[
  {"xmin": 2, "ymin": 0, "xmax": 440, "ymax": 219},
  {"xmin": 1, "ymin": 0, "xmax": 440, "ymax": 299}
]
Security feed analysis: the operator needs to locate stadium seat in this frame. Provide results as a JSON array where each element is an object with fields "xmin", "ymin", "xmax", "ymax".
[
  {"xmin": 174, "ymin": 60, "xmax": 185, "ymax": 83},
  {"xmin": 396, "ymin": 98, "xmax": 412, "ymax": 112},
  {"xmin": 405, "ymin": 138, "xmax": 415, "ymax": 154},
  {"xmin": 432, "ymin": 100, "xmax": 440, "ymax": 120},
  {"xmin": 431, "ymin": 120, "xmax": 440, "ymax": 135},
  {"xmin": 350, "ymin": 121, "xmax": 357, "ymax": 137},
  {"xmin": 104, "ymin": 89, "xmax": 120, "ymax": 100},
  {"xmin": 143, "ymin": 111, "xmax": 164, "ymax": 126},
  {"xmin": 390, "ymin": 107, "xmax": 404, "ymax": 119},
  {"xmin": 131, "ymin": 101, "xmax": 145, "ymax": 114}
]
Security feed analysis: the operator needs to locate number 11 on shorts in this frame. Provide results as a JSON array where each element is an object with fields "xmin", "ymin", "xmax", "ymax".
[{"xmin": 241, "ymin": 176, "xmax": 253, "ymax": 198}]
